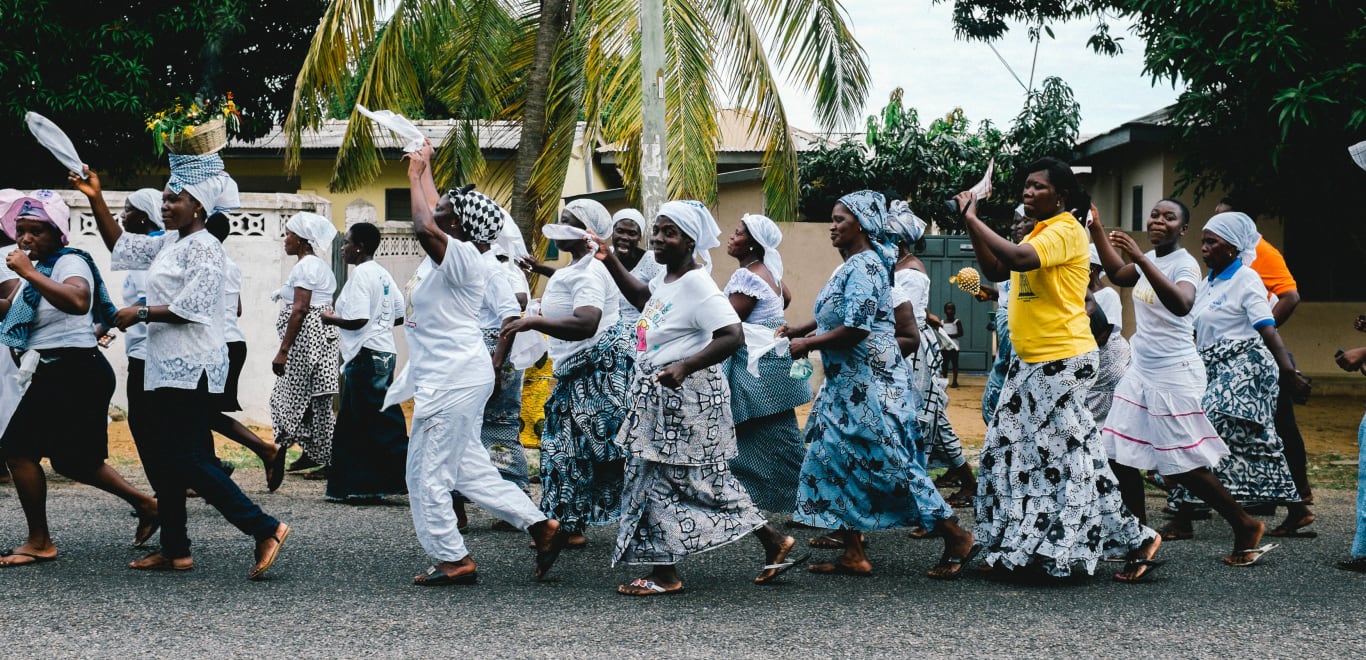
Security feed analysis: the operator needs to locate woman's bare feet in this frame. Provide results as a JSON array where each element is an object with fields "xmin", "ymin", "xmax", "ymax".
[
  {"xmin": 926, "ymin": 520, "xmax": 978, "ymax": 580},
  {"xmin": 1114, "ymin": 534, "xmax": 1163, "ymax": 583},
  {"xmin": 529, "ymin": 519, "xmax": 564, "ymax": 579}
]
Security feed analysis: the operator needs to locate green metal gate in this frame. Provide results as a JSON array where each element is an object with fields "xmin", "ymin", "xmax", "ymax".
[{"xmin": 912, "ymin": 236, "xmax": 992, "ymax": 372}]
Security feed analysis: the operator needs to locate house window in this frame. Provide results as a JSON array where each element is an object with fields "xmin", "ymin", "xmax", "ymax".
[
  {"xmin": 1131, "ymin": 185, "xmax": 1144, "ymax": 231},
  {"xmin": 385, "ymin": 189, "xmax": 413, "ymax": 223}
]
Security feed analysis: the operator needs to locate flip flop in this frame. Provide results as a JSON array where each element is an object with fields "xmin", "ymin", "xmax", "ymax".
[
  {"xmin": 808, "ymin": 562, "xmax": 872, "ymax": 577},
  {"xmin": 533, "ymin": 532, "xmax": 567, "ymax": 580},
  {"xmin": 1113, "ymin": 558, "xmax": 1165, "ymax": 583},
  {"xmin": 248, "ymin": 523, "xmax": 291, "ymax": 581},
  {"xmin": 133, "ymin": 511, "xmax": 159, "ymax": 547},
  {"xmin": 128, "ymin": 552, "xmax": 193, "ymax": 572},
  {"xmin": 1224, "ymin": 543, "xmax": 1279, "ymax": 567},
  {"xmin": 0, "ymin": 549, "xmax": 57, "ymax": 567},
  {"xmin": 927, "ymin": 542, "xmax": 982, "ymax": 581},
  {"xmin": 945, "ymin": 493, "xmax": 974, "ymax": 508},
  {"xmin": 265, "ymin": 447, "xmax": 287, "ymax": 493},
  {"xmin": 414, "ymin": 566, "xmax": 478, "ymax": 586},
  {"xmin": 617, "ymin": 578, "xmax": 684, "ymax": 596},
  {"xmin": 755, "ymin": 546, "xmax": 811, "ymax": 585}
]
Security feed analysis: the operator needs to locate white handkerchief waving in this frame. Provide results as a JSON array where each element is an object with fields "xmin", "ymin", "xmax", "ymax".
[
  {"xmin": 25, "ymin": 112, "xmax": 87, "ymax": 179},
  {"xmin": 741, "ymin": 323, "xmax": 790, "ymax": 378},
  {"xmin": 355, "ymin": 105, "xmax": 426, "ymax": 153}
]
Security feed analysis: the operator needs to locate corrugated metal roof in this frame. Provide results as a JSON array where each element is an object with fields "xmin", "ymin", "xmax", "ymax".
[{"xmin": 229, "ymin": 119, "xmax": 523, "ymax": 152}]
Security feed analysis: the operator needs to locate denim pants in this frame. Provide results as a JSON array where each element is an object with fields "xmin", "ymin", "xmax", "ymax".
[
  {"xmin": 1353, "ymin": 410, "xmax": 1366, "ymax": 558},
  {"xmin": 147, "ymin": 377, "xmax": 280, "ymax": 558}
]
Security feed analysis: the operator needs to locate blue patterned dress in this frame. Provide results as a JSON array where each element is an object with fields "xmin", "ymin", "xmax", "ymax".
[{"xmin": 793, "ymin": 251, "xmax": 953, "ymax": 531}]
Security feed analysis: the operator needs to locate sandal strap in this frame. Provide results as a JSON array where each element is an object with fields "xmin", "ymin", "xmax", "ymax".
[{"xmin": 629, "ymin": 578, "xmax": 666, "ymax": 593}]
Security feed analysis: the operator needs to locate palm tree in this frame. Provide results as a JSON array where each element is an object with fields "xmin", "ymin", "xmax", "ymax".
[{"xmin": 285, "ymin": 0, "xmax": 870, "ymax": 238}]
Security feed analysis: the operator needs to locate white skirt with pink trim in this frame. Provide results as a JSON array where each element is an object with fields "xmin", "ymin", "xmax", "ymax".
[{"xmin": 1100, "ymin": 358, "xmax": 1229, "ymax": 475}]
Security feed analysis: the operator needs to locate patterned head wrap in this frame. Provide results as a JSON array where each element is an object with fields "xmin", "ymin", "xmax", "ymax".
[
  {"xmin": 739, "ymin": 213, "xmax": 784, "ymax": 285},
  {"xmin": 563, "ymin": 199, "xmax": 614, "ymax": 238},
  {"xmin": 1, "ymin": 190, "xmax": 71, "ymax": 245},
  {"xmin": 1203, "ymin": 211, "xmax": 1262, "ymax": 265},
  {"xmin": 126, "ymin": 188, "xmax": 165, "ymax": 230},
  {"xmin": 657, "ymin": 200, "xmax": 721, "ymax": 272},
  {"xmin": 167, "ymin": 153, "xmax": 240, "ymax": 216},
  {"xmin": 838, "ymin": 190, "xmax": 897, "ymax": 273},
  {"xmin": 886, "ymin": 199, "xmax": 926, "ymax": 247},
  {"xmin": 446, "ymin": 186, "xmax": 505, "ymax": 244},
  {"xmin": 285, "ymin": 211, "xmax": 338, "ymax": 263}
]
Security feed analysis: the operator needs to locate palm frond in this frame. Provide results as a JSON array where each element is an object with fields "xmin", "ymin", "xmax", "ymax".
[
  {"xmin": 755, "ymin": 0, "xmax": 869, "ymax": 131},
  {"xmin": 709, "ymin": 0, "xmax": 799, "ymax": 221},
  {"xmin": 663, "ymin": 0, "xmax": 718, "ymax": 203},
  {"xmin": 283, "ymin": 0, "xmax": 379, "ymax": 173},
  {"xmin": 526, "ymin": 8, "xmax": 591, "ymax": 233}
]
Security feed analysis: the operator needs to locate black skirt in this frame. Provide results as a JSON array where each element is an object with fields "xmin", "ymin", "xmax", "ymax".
[
  {"xmin": 0, "ymin": 347, "xmax": 115, "ymax": 466},
  {"xmin": 216, "ymin": 341, "xmax": 247, "ymax": 412}
]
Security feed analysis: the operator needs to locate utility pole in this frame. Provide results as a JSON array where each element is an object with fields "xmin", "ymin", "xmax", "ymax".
[{"xmin": 639, "ymin": 0, "xmax": 668, "ymax": 222}]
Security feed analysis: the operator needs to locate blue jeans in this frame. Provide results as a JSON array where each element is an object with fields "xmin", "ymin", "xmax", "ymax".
[
  {"xmin": 147, "ymin": 377, "xmax": 280, "ymax": 558},
  {"xmin": 1353, "ymin": 410, "xmax": 1366, "ymax": 558}
]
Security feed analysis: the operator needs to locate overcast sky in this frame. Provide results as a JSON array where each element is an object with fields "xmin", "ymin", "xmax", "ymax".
[{"xmin": 774, "ymin": 2, "xmax": 1184, "ymax": 138}]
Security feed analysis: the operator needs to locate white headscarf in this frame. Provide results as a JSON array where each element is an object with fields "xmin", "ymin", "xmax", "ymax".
[
  {"xmin": 739, "ymin": 213, "xmax": 784, "ymax": 285},
  {"xmin": 492, "ymin": 208, "xmax": 528, "ymax": 259},
  {"xmin": 1204, "ymin": 211, "xmax": 1261, "ymax": 264},
  {"xmin": 126, "ymin": 188, "xmax": 164, "ymax": 230},
  {"xmin": 168, "ymin": 154, "xmax": 240, "ymax": 216},
  {"xmin": 285, "ymin": 212, "xmax": 339, "ymax": 263},
  {"xmin": 887, "ymin": 199, "xmax": 926, "ymax": 246},
  {"xmin": 657, "ymin": 200, "xmax": 720, "ymax": 272},
  {"xmin": 612, "ymin": 208, "xmax": 647, "ymax": 243},
  {"xmin": 562, "ymin": 199, "xmax": 614, "ymax": 238},
  {"xmin": 1088, "ymin": 244, "xmax": 1102, "ymax": 267}
]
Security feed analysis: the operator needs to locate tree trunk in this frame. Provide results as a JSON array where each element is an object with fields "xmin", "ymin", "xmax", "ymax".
[{"xmin": 511, "ymin": 0, "xmax": 572, "ymax": 242}]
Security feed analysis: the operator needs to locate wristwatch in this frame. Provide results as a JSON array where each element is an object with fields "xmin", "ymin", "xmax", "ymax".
[{"xmin": 136, "ymin": 305, "xmax": 149, "ymax": 322}]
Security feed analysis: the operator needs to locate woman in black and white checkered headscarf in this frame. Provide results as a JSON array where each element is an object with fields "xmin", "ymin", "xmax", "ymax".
[{"xmin": 436, "ymin": 184, "xmax": 505, "ymax": 245}]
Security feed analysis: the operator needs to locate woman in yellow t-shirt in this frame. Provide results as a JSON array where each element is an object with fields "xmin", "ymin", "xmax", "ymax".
[{"xmin": 957, "ymin": 157, "xmax": 1160, "ymax": 583}]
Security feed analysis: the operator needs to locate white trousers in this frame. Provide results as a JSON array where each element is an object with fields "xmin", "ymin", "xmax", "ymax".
[{"xmin": 407, "ymin": 382, "xmax": 545, "ymax": 562}]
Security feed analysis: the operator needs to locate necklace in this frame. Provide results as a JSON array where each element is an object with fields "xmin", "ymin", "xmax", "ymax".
[{"xmin": 739, "ymin": 257, "xmax": 761, "ymax": 268}]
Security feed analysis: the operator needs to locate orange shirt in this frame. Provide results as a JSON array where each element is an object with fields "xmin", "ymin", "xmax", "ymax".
[{"xmin": 1250, "ymin": 239, "xmax": 1297, "ymax": 296}]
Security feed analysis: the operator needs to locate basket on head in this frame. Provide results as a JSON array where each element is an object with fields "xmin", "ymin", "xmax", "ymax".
[
  {"xmin": 164, "ymin": 117, "xmax": 228, "ymax": 155},
  {"xmin": 950, "ymin": 266, "xmax": 982, "ymax": 296}
]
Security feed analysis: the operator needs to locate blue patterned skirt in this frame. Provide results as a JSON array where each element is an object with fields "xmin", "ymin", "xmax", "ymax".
[
  {"xmin": 539, "ymin": 330, "xmax": 632, "ymax": 531},
  {"xmin": 724, "ymin": 319, "xmax": 812, "ymax": 513}
]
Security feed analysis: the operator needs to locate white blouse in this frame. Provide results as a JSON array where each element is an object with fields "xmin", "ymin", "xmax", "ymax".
[{"xmin": 112, "ymin": 230, "xmax": 229, "ymax": 392}]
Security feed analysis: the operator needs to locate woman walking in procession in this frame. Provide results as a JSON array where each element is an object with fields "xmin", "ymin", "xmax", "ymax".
[
  {"xmin": 502, "ymin": 199, "xmax": 629, "ymax": 549},
  {"xmin": 957, "ymin": 158, "xmax": 1160, "ymax": 582},
  {"xmin": 271, "ymin": 212, "xmax": 340, "ymax": 478},
  {"xmin": 592, "ymin": 200, "xmax": 803, "ymax": 595},
  {"xmin": 402, "ymin": 143, "xmax": 562, "ymax": 586},
  {"xmin": 719, "ymin": 213, "xmax": 811, "ymax": 513},
  {"xmin": 87, "ymin": 158, "xmax": 288, "ymax": 578},
  {"xmin": 321, "ymin": 222, "xmax": 410, "ymax": 504},
  {"xmin": 1161, "ymin": 213, "xmax": 1311, "ymax": 560},
  {"xmin": 0, "ymin": 190, "xmax": 160, "ymax": 566},
  {"xmin": 1092, "ymin": 200, "xmax": 1273, "ymax": 567},
  {"xmin": 784, "ymin": 191, "xmax": 977, "ymax": 579}
]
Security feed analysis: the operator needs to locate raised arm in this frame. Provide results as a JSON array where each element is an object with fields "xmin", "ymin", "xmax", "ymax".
[
  {"xmin": 1110, "ymin": 231, "xmax": 1195, "ymax": 316},
  {"xmin": 69, "ymin": 167, "xmax": 122, "ymax": 251},
  {"xmin": 4, "ymin": 251, "xmax": 90, "ymax": 314},
  {"xmin": 590, "ymin": 231, "xmax": 650, "ymax": 311},
  {"xmin": 406, "ymin": 142, "xmax": 448, "ymax": 264},
  {"xmin": 1087, "ymin": 220, "xmax": 1139, "ymax": 286},
  {"xmin": 957, "ymin": 192, "xmax": 1040, "ymax": 278}
]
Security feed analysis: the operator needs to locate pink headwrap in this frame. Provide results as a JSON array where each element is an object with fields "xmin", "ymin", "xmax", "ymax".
[{"xmin": 0, "ymin": 190, "xmax": 71, "ymax": 245}]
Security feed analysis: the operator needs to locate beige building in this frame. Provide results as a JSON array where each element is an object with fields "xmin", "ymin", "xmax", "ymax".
[{"xmin": 1076, "ymin": 108, "xmax": 1360, "ymax": 387}]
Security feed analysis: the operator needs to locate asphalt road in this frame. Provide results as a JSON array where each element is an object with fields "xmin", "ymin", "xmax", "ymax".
[{"xmin": 2, "ymin": 467, "xmax": 1364, "ymax": 658}]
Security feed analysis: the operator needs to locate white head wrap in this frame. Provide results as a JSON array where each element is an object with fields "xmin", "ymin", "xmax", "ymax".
[
  {"xmin": 126, "ymin": 188, "xmax": 164, "ymax": 230},
  {"xmin": 1088, "ymin": 244, "xmax": 1102, "ymax": 267},
  {"xmin": 562, "ymin": 199, "xmax": 614, "ymax": 238},
  {"xmin": 168, "ymin": 154, "xmax": 240, "ymax": 216},
  {"xmin": 740, "ymin": 213, "xmax": 785, "ymax": 285},
  {"xmin": 1204, "ymin": 212, "xmax": 1261, "ymax": 264},
  {"xmin": 1014, "ymin": 204, "xmax": 1027, "ymax": 218},
  {"xmin": 611, "ymin": 208, "xmax": 647, "ymax": 243},
  {"xmin": 492, "ymin": 209, "xmax": 528, "ymax": 259},
  {"xmin": 887, "ymin": 199, "xmax": 926, "ymax": 246},
  {"xmin": 285, "ymin": 212, "xmax": 339, "ymax": 263},
  {"xmin": 657, "ymin": 200, "xmax": 721, "ymax": 272}
]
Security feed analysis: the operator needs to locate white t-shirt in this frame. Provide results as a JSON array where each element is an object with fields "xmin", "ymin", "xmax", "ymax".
[
  {"xmin": 477, "ymin": 250, "xmax": 522, "ymax": 330},
  {"xmin": 1129, "ymin": 248, "xmax": 1203, "ymax": 369},
  {"xmin": 1193, "ymin": 260, "xmax": 1275, "ymax": 350},
  {"xmin": 112, "ymin": 231, "xmax": 229, "ymax": 392},
  {"xmin": 122, "ymin": 269, "xmax": 150, "ymax": 359},
  {"xmin": 637, "ymin": 268, "xmax": 740, "ymax": 366},
  {"xmin": 222, "ymin": 256, "xmax": 245, "ymax": 343},
  {"xmin": 27, "ymin": 254, "xmax": 97, "ymax": 350},
  {"xmin": 894, "ymin": 268, "xmax": 931, "ymax": 325},
  {"xmin": 619, "ymin": 251, "xmax": 663, "ymax": 324},
  {"xmin": 1093, "ymin": 286, "xmax": 1122, "ymax": 332},
  {"xmin": 275, "ymin": 254, "xmax": 335, "ymax": 308},
  {"xmin": 0, "ymin": 244, "xmax": 17, "ymax": 283},
  {"xmin": 333, "ymin": 260, "xmax": 404, "ymax": 364},
  {"xmin": 406, "ymin": 241, "xmax": 492, "ymax": 391},
  {"xmin": 541, "ymin": 255, "xmax": 618, "ymax": 362}
]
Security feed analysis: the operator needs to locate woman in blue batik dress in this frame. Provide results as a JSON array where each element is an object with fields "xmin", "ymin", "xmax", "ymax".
[{"xmin": 783, "ymin": 190, "xmax": 977, "ymax": 580}]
